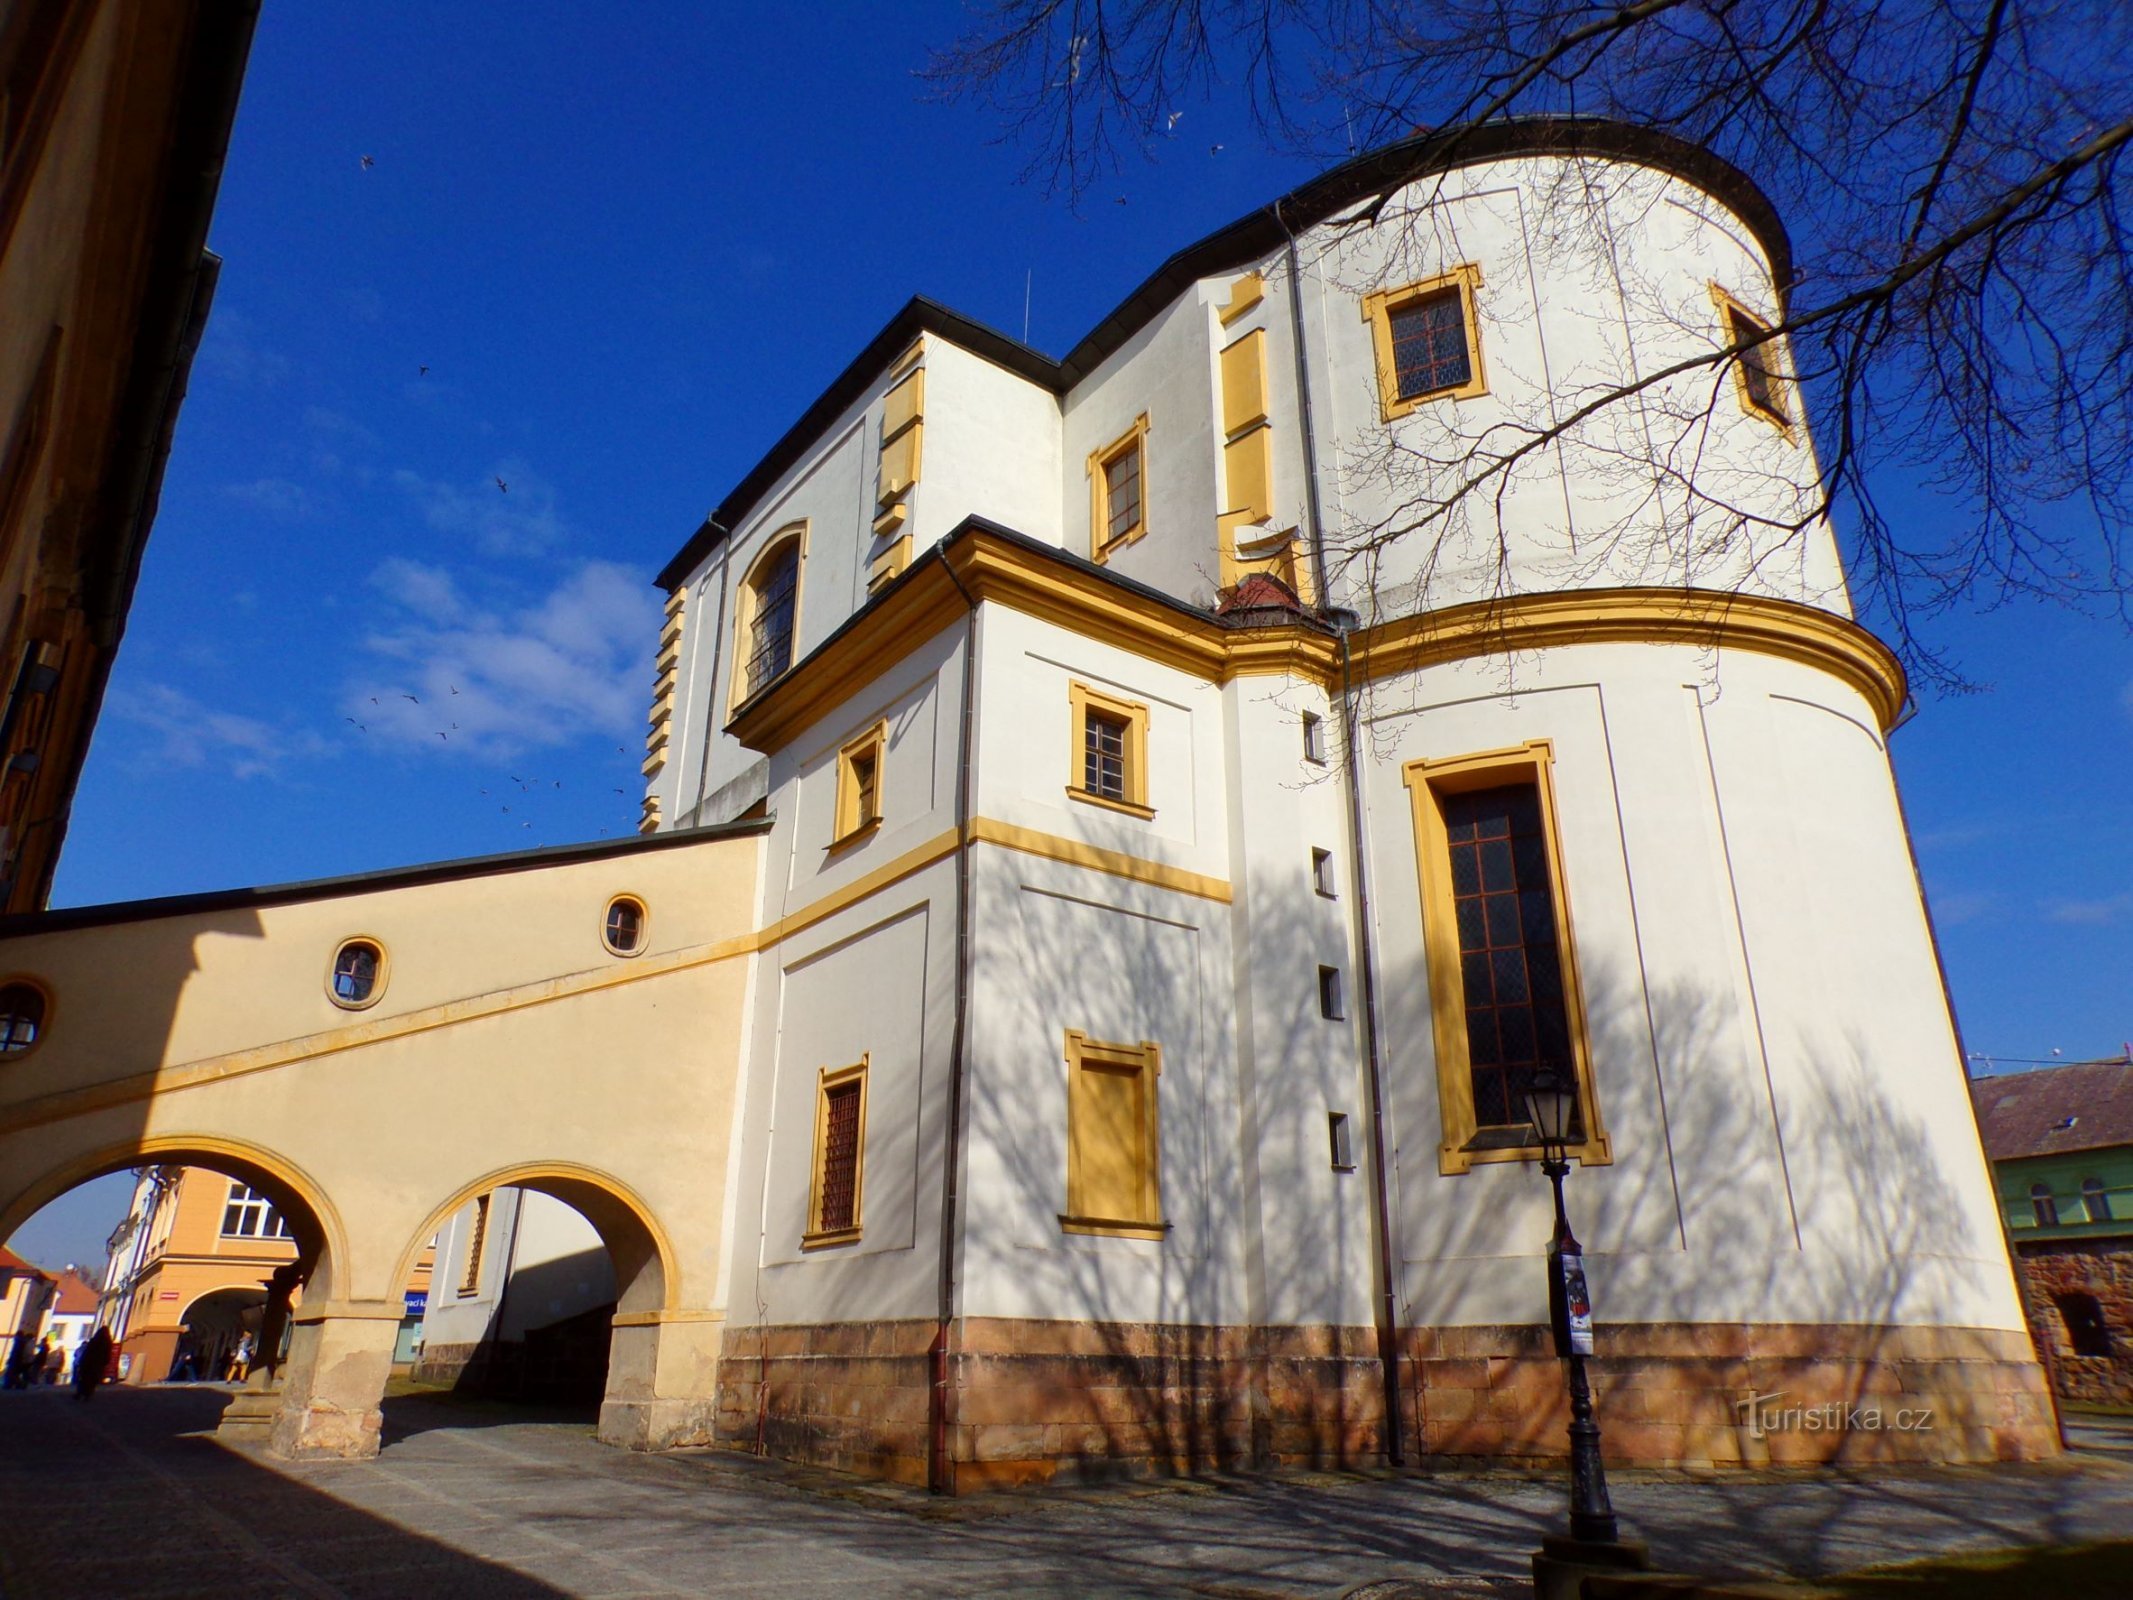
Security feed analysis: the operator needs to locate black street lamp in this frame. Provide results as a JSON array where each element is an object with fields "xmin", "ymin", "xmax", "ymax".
[{"xmin": 1522, "ymin": 1070, "xmax": 1619, "ymax": 1546}]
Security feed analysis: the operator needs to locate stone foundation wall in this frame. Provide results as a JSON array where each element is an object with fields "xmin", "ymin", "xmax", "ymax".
[
  {"xmin": 713, "ymin": 1319, "xmax": 936, "ymax": 1484},
  {"xmin": 2014, "ymin": 1236, "xmax": 2133, "ymax": 1406},
  {"xmin": 1402, "ymin": 1322, "xmax": 2056, "ymax": 1466}
]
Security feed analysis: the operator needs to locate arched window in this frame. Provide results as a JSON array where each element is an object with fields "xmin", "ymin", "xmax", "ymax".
[
  {"xmin": 0, "ymin": 983, "xmax": 45, "ymax": 1051},
  {"xmin": 2082, "ymin": 1177, "xmax": 2112, "ymax": 1223},
  {"xmin": 737, "ymin": 532, "xmax": 802, "ymax": 703},
  {"xmin": 603, "ymin": 895, "xmax": 646, "ymax": 956},
  {"xmin": 2054, "ymin": 1291, "xmax": 2114, "ymax": 1358},
  {"xmin": 2030, "ymin": 1182, "xmax": 2059, "ymax": 1227},
  {"xmin": 329, "ymin": 939, "xmax": 385, "ymax": 1008}
]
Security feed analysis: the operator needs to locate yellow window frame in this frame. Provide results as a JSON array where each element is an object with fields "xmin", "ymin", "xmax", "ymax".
[
  {"xmin": 727, "ymin": 522, "xmax": 808, "ymax": 715},
  {"xmin": 1067, "ymin": 681, "xmax": 1153, "ymax": 819},
  {"xmin": 1361, "ymin": 264, "xmax": 1487, "ymax": 420},
  {"xmin": 803, "ymin": 1055, "xmax": 869, "ymax": 1249},
  {"xmin": 831, "ymin": 719, "xmax": 887, "ymax": 848},
  {"xmin": 1709, "ymin": 283, "xmax": 1796, "ymax": 439},
  {"xmin": 1401, "ymin": 740, "xmax": 1610, "ymax": 1175},
  {"xmin": 1060, "ymin": 1030, "xmax": 1165, "ymax": 1239},
  {"xmin": 1087, "ymin": 413, "xmax": 1150, "ymax": 562}
]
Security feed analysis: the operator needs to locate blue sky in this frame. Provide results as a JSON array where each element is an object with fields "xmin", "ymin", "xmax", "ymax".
[{"xmin": 10, "ymin": 4, "xmax": 2128, "ymax": 1269}]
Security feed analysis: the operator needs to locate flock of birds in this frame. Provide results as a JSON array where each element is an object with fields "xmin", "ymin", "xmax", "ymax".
[{"xmin": 344, "ymin": 151, "xmax": 636, "ymax": 845}]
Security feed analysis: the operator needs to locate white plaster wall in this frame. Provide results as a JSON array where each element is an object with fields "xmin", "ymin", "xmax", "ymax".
[
  {"xmin": 1220, "ymin": 670, "xmax": 1380, "ymax": 1330},
  {"xmin": 423, "ymin": 1189, "xmax": 613, "ymax": 1347},
  {"xmin": 958, "ymin": 846, "xmax": 1247, "ymax": 1328},
  {"xmin": 1288, "ymin": 155, "xmax": 1847, "ymax": 617},
  {"xmin": 1352, "ymin": 644, "xmax": 2024, "ymax": 1334},
  {"xmin": 1061, "ymin": 294, "xmax": 1224, "ymax": 603},
  {"xmin": 917, "ymin": 338, "xmax": 1063, "ymax": 552},
  {"xmin": 971, "ymin": 607, "xmax": 1230, "ymax": 882}
]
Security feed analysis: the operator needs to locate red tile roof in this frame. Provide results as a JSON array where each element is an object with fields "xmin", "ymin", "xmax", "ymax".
[
  {"xmin": 0, "ymin": 1245, "xmax": 46, "ymax": 1277},
  {"xmin": 49, "ymin": 1270, "xmax": 100, "ymax": 1315},
  {"xmin": 1970, "ymin": 1059, "xmax": 2133, "ymax": 1160}
]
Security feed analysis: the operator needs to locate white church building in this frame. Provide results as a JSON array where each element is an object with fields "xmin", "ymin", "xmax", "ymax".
[{"xmin": 0, "ymin": 118, "xmax": 2050, "ymax": 1487}]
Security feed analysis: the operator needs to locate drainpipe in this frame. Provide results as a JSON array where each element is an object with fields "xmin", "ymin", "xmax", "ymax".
[
  {"xmin": 930, "ymin": 551, "xmax": 981, "ymax": 1494},
  {"xmin": 1279, "ymin": 199, "xmax": 1407, "ymax": 1467}
]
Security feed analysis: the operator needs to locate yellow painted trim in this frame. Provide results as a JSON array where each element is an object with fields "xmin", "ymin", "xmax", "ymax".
[
  {"xmin": 611, "ymin": 1308, "xmax": 725, "ymax": 1328},
  {"xmin": 1402, "ymin": 741, "xmax": 1612, "ymax": 1175},
  {"xmin": 1219, "ymin": 329, "xmax": 1269, "ymax": 437},
  {"xmin": 1087, "ymin": 413, "xmax": 1150, "ymax": 562},
  {"xmin": 728, "ymin": 522, "xmax": 810, "ymax": 717},
  {"xmin": 966, "ymin": 816, "xmax": 1231, "ymax": 904},
  {"xmin": 1362, "ymin": 264, "xmax": 1487, "ymax": 419},
  {"xmin": 325, "ymin": 934, "xmax": 389, "ymax": 1012},
  {"xmin": 802, "ymin": 1054, "xmax": 868, "ymax": 1248},
  {"xmin": 866, "ymin": 533, "xmax": 912, "ymax": 593},
  {"xmin": 831, "ymin": 719, "xmax": 889, "ymax": 845},
  {"xmin": 1349, "ymin": 587, "xmax": 1906, "ymax": 730},
  {"xmin": 0, "ymin": 1134, "xmax": 352, "ymax": 1300},
  {"xmin": 758, "ymin": 827, "xmax": 962, "ymax": 949},
  {"xmin": 390, "ymin": 1161, "xmax": 682, "ymax": 1315},
  {"xmin": 1218, "ymin": 271, "xmax": 1265, "ymax": 326},
  {"xmin": 1063, "ymin": 1030, "xmax": 1163, "ymax": 1235},
  {"xmin": 1067, "ymin": 680, "xmax": 1151, "ymax": 814},
  {"xmin": 1709, "ymin": 282, "xmax": 1797, "ymax": 440}
]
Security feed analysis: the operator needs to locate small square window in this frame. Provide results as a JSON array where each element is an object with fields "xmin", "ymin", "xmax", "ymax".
[
  {"xmin": 1318, "ymin": 965, "xmax": 1345, "ymax": 1020},
  {"xmin": 1088, "ymin": 415, "xmax": 1150, "ymax": 560},
  {"xmin": 1302, "ymin": 711, "xmax": 1326, "ymax": 764},
  {"xmin": 1312, "ymin": 848, "xmax": 1337, "ymax": 898},
  {"xmin": 1067, "ymin": 682, "xmax": 1153, "ymax": 817},
  {"xmin": 1328, "ymin": 1111, "xmax": 1356, "ymax": 1172}
]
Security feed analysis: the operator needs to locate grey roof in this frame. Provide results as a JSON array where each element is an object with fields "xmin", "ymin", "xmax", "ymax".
[{"xmin": 1970, "ymin": 1060, "xmax": 2133, "ymax": 1160}]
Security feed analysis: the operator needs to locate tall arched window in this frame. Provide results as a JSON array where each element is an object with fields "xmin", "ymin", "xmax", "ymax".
[
  {"xmin": 2082, "ymin": 1177, "xmax": 2112, "ymax": 1223},
  {"xmin": 2030, "ymin": 1182, "xmax": 2060, "ymax": 1227},
  {"xmin": 736, "ymin": 531, "xmax": 803, "ymax": 704}
]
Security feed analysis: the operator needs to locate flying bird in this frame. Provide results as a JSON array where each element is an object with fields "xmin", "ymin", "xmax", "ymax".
[
  {"xmin": 401, "ymin": 693, "xmax": 419, "ymax": 704},
  {"xmin": 449, "ymin": 684, "xmax": 460, "ymax": 695},
  {"xmin": 1166, "ymin": 111, "xmax": 1183, "ymax": 132},
  {"xmin": 360, "ymin": 154, "xmax": 374, "ymax": 169},
  {"xmin": 494, "ymin": 476, "xmax": 508, "ymax": 494},
  {"xmin": 436, "ymin": 732, "xmax": 448, "ymax": 741},
  {"xmin": 1210, "ymin": 144, "xmax": 1224, "ymax": 155},
  {"xmin": 344, "ymin": 718, "xmax": 365, "ymax": 732},
  {"xmin": 419, "ymin": 365, "xmax": 430, "ymax": 377}
]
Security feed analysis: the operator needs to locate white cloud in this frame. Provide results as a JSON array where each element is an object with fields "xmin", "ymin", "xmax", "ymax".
[
  {"xmin": 2045, "ymin": 891, "xmax": 2133, "ymax": 926},
  {"xmin": 107, "ymin": 682, "xmax": 329, "ymax": 780},
  {"xmin": 1928, "ymin": 890, "xmax": 1996, "ymax": 927},
  {"xmin": 350, "ymin": 559, "xmax": 659, "ymax": 757},
  {"xmin": 392, "ymin": 465, "xmax": 567, "ymax": 556},
  {"xmin": 195, "ymin": 310, "xmax": 289, "ymax": 389},
  {"xmin": 222, "ymin": 477, "xmax": 313, "ymax": 518}
]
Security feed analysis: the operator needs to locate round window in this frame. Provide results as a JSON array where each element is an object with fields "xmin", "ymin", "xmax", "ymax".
[
  {"xmin": 604, "ymin": 896, "xmax": 645, "ymax": 956},
  {"xmin": 0, "ymin": 983, "xmax": 46, "ymax": 1052},
  {"xmin": 329, "ymin": 939, "xmax": 385, "ymax": 1008}
]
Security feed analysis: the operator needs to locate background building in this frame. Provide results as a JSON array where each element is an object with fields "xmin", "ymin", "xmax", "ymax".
[
  {"xmin": 1973, "ymin": 1058, "xmax": 2133, "ymax": 1406},
  {"xmin": 0, "ymin": 1243, "xmax": 53, "ymax": 1380}
]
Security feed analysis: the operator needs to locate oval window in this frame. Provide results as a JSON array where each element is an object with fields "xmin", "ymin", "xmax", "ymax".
[
  {"xmin": 329, "ymin": 939, "xmax": 385, "ymax": 1008},
  {"xmin": 604, "ymin": 896, "xmax": 645, "ymax": 956},
  {"xmin": 0, "ymin": 983, "xmax": 46, "ymax": 1052}
]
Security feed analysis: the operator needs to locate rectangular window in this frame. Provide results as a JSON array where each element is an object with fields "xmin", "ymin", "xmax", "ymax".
[
  {"xmin": 832, "ymin": 720, "xmax": 887, "ymax": 845},
  {"xmin": 1404, "ymin": 741, "xmax": 1608, "ymax": 1174},
  {"xmin": 1712, "ymin": 286, "xmax": 1792, "ymax": 429},
  {"xmin": 805, "ymin": 1057, "xmax": 868, "ymax": 1247},
  {"xmin": 459, "ymin": 1193, "xmax": 491, "ymax": 1296},
  {"xmin": 1312, "ymin": 847, "xmax": 1337, "ymax": 898},
  {"xmin": 1302, "ymin": 711, "xmax": 1326, "ymax": 763},
  {"xmin": 1067, "ymin": 681, "xmax": 1153, "ymax": 817},
  {"xmin": 1088, "ymin": 414, "xmax": 1150, "ymax": 560},
  {"xmin": 1362, "ymin": 266, "xmax": 1486, "ymax": 419},
  {"xmin": 1318, "ymin": 965, "xmax": 1345, "ymax": 1020},
  {"xmin": 219, "ymin": 1184, "xmax": 291, "ymax": 1240},
  {"xmin": 1328, "ymin": 1111, "xmax": 1355, "ymax": 1172},
  {"xmin": 1062, "ymin": 1031, "xmax": 1164, "ymax": 1238}
]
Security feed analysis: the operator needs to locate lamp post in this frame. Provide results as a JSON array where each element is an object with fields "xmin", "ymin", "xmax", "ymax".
[{"xmin": 1522, "ymin": 1069, "xmax": 1618, "ymax": 1546}]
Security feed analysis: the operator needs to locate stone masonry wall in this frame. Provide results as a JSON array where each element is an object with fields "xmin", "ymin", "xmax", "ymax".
[{"xmin": 2015, "ymin": 1237, "xmax": 2133, "ymax": 1406}]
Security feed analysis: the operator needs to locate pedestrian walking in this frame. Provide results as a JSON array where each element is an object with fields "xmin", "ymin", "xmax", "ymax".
[{"xmin": 72, "ymin": 1327, "xmax": 112, "ymax": 1400}]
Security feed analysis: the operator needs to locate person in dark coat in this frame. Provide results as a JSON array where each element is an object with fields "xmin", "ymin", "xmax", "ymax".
[{"xmin": 72, "ymin": 1327, "xmax": 113, "ymax": 1400}]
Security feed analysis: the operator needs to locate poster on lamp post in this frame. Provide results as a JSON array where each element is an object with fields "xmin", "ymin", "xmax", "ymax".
[{"xmin": 1550, "ymin": 1248, "xmax": 1596, "ymax": 1357}]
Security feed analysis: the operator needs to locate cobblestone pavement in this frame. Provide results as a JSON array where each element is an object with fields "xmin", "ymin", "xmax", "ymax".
[{"xmin": 3, "ymin": 1386, "xmax": 2131, "ymax": 1599}]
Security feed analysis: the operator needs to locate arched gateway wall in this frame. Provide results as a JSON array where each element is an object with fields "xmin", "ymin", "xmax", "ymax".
[{"xmin": 0, "ymin": 822, "xmax": 766, "ymax": 1457}]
